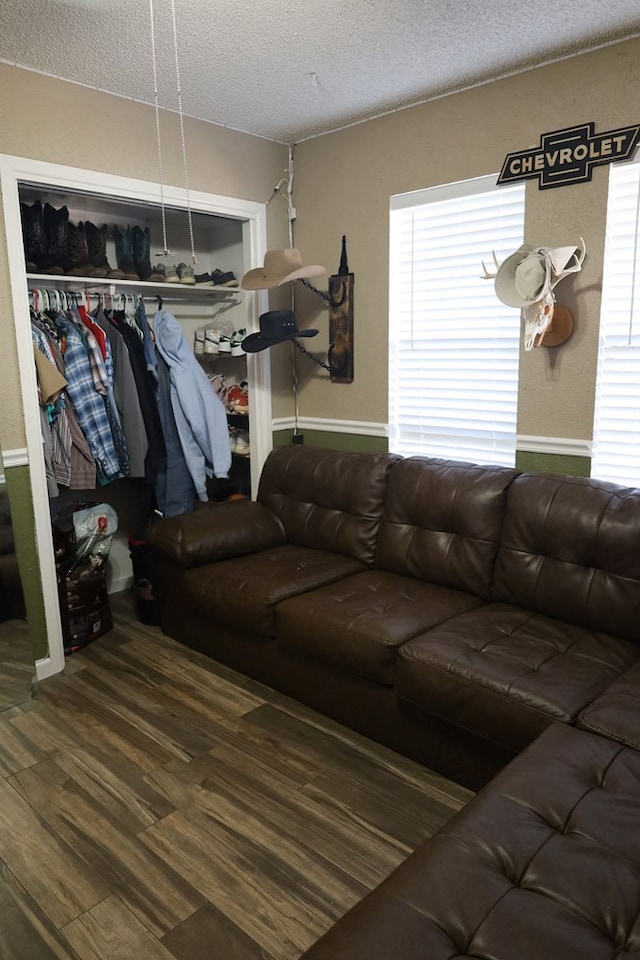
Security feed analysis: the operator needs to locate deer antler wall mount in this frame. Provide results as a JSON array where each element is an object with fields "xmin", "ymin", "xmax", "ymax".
[{"xmin": 481, "ymin": 238, "xmax": 586, "ymax": 351}]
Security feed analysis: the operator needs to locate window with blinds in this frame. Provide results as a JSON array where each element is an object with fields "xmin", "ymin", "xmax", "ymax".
[
  {"xmin": 389, "ymin": 176, "xmax": 525, "ymax": 466},
  {"xmin": 591, "ymin": 160, "xmax": 640, "ymax": 486}
]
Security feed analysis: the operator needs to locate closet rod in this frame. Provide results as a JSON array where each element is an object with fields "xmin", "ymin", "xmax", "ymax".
[
  {"xmin": 28, "ymin": 288, "xmax": 213, "ymax": 304},
  {"xmin": 28, "ymin": 287, "xmax": 236, "ymax": 303}
]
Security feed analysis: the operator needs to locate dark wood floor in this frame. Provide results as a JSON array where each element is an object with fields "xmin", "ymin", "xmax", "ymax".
[
  {"xmin": 0, "ymin": 592, "xmax": 473, "ymax": 960},
  {"xmin": 0, "ymin": 617, "xmax": 36, "ymax": 713}
]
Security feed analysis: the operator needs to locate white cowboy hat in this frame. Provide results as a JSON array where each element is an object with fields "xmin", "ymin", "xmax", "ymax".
[
  {"xmin": 494, "ymin": 242, "xmax": 585, "ymax": 308},
  {"xmin": 241, "ymin": 248, "xmax": 327, "ymax": 290}
]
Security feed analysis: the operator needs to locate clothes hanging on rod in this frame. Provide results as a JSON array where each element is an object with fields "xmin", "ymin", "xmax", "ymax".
[
  {"xmin": 53, "ymin": 306, "xmax": 127, "ymax": 484},
  {"xmin": 92, "ymin": 302, "xmax": 149, "ymax": 479},
  {"xmin": 28, "ymin": 286, "xmax": 228, "ymax": 517},
  {"xmin": 32, "ymin": 308, "xmax": 97, "ymax": 493},
  {"xmin": 103, "ymin": 305, "xmax": 166, "ymax": 483}
]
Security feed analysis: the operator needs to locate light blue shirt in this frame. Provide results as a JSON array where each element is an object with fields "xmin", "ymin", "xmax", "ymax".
[{"xmin": 153, "ymin": 310, "xmax": 231, "ymax": 500}]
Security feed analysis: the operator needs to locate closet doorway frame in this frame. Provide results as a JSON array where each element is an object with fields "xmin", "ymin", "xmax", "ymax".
[{"xmin": 0, "ymin": 153, "xmax": 271, "ymax": 682}]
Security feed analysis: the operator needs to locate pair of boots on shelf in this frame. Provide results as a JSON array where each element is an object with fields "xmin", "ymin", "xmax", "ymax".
[
  {"xmin": 113, "ymin": 225, "xmax": 165, "ymax": 282},
  {"xmin": 20, "ymin": 201, "xmax": 164, "ymax": 282}
]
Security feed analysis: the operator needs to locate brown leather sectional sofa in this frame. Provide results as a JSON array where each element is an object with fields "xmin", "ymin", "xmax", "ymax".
[{"xmin": 147, "ymin": 445, "xmax": 640, "ymax": 959}]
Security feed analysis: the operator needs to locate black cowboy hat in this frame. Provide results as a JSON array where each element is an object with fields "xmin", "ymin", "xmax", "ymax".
[{"xmin": 241, "ymin": 310, "xmax": 318, "ymax": 353}]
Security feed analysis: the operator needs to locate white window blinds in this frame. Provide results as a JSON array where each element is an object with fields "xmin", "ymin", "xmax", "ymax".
[
  {"xmin": 389, "ymin": 176, "xmax": 524, "ymax": 466},
  {"xmin": 592, "ymin": 161, "xmax": 640, "ymax": 486}
]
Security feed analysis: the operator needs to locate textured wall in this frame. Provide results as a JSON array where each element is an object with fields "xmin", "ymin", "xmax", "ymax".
[
  {"xmin": 0, "ymin": 63, "xmax": 290, "ymax": 450},
  {"xmin": 292, "ymin": 39, "xmax": 639, "ymax": 444}
]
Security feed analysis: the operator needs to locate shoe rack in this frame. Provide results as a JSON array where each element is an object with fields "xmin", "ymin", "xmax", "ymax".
[{"xmin": 2, "ymin": 155, "xmax": 270, "ymax": 679}]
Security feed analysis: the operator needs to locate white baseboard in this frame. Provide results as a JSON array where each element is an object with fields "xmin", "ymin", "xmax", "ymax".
[
  {"xmin": 35, "ymin": 653, "xmax": 60, "ymax": 681},
  {"xmin": 1, "ymin": 447, "xmax": 29, "ymax": 468},
  {"xmin": 516, "ymin": 435, "xmax": 592, "ymax": 458},
  {"xmin": 273, "ymin": 417, "xmax": 388, "ymax": 438},
  {"xmin": 107, "ymin": 573, "xmax": 134, "ymax": 595}
]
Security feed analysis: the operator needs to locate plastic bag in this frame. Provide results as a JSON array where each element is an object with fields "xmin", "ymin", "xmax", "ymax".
[{"xmin": 69, "ymin": 503, "xmax": 118, "ymax": 573}]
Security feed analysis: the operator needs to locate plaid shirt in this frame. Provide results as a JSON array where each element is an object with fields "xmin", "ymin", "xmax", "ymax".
[{"xmin": 55, "ymin": 312, "xmax": 122, "ymax": 484}]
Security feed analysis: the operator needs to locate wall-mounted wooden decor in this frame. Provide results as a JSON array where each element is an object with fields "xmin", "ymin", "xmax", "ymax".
[{"xmin": 328, "ymin": 236, "xmax": 354, "ymax": 383}]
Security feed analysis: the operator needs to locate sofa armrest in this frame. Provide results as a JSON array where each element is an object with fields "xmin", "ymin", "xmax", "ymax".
[{"xmin": 146, "ymin": 501, "xmax": 286, "ymax": 569}]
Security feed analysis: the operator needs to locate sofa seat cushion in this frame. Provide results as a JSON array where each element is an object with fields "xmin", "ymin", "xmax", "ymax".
[
  {"xmin": 275, "ymin": 570, "xmax": 484, "ymax": 685},
  {"xmin": 184, "ymin": 545, "xmax": 366, "ymax": 638},
  {"xmin": 395, "ymin": 603, "xmax": 639, "ymax": 751},
  {"xmin": 300, "ymin": 723, "xmax": 640, "ymax": 960},
  {"xmin": 578, "ymin": 659, "xmax": 640, "ymax": 750}
]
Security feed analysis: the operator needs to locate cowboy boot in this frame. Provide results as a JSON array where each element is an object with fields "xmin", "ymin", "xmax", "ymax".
[
  {"xmin": 132, "ymin": 225, "xmax": 164, "ymax": 281},
  {"xmin": 42, "ymin": 203, "xmax": 70, "ymax": 274},
  {"xmin": 67, "ymin": 221, "xmax": 93, "ymax": 276},
  {"xmin": 20, "ymin": 200, "xmax": 46, "ymax": 272},
  {"xmin": 85, "ymin": 221, "xmax": 125, "ymax": 279},
  {"xmin": 114, "ymin": 225, "xmax": 139, "ymax": 280}
]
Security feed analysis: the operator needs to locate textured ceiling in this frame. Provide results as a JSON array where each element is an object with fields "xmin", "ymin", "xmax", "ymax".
[{"xmin": 1, "ymin": 0, "xmax": 639, "ymax": 142}]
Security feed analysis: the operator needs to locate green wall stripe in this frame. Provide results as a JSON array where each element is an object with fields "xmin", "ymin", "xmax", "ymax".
[
  {"xmin": 3, "ymin": 464, "xmax": 48, "ymax": 661},
  {"xmin": 272, "ymin": 429, "xmax": 388, "ymax": 453},
  {"xmin": 515, "ymin": 450, "xmax": 591, "ymax": 476}
]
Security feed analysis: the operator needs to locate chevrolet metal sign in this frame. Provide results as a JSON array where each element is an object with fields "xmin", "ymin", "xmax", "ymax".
[{"xmin": 498, "ymin": 122, "xmax": 640, "ymax": 189}]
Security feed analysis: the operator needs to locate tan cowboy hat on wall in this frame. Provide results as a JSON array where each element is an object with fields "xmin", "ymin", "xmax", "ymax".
[
  {"xmin": 493, "ymin": 241, "xmax": 585, "ymax": 308},
  {"xmin": 241, "ymin": 248, "xmax": 327, "ymax": 290}
]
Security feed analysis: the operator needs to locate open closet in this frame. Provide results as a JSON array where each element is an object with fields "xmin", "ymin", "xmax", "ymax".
[{"xmin": 0, "ymin": 154, "xmax": 271, "ymax": 679}]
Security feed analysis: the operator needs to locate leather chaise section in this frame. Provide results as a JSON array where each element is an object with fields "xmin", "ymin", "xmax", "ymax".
[{"xmin": 301, "ymin": 723, "xmax": 640, "ymax": 960}]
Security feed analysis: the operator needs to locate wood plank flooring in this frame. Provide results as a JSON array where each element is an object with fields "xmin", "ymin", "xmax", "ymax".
[
  {"xmin": 0, "ymin": 591, "xmax": 473, "ymax": 960},
  {"xmin": 0, "ymin": 617, "xmax": 36, "ymax": 713}
]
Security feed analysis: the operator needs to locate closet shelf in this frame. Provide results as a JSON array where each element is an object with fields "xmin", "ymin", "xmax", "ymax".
[{"xmin": 26, "ymin": 273, "xmax": 242, "ymax": 300}]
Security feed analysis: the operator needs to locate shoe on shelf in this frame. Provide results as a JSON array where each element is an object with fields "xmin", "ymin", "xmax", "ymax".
[
  {"xmin": 194, "ymin": 271, "xmax": 213, "ymax": 285},
  {"xmin": 211, "ymin": 268, "xmax": 239, "ymax": 288},
  {"xmin": 194, "ymin": 329, "xmax": 205, "ymax": 355},
  {"xmin": 227, "ymin": 381, "xmax": 249, "ymax": 414},
  {"xmin": 177, "ymin": 262, "xmax": 196, "ymax": 285},
  {"xmin": 204, "ymin": 328, "xmax": 220, "ymax": 355},
  {"xmin": 209, "ymin": 373, "xmax": 228, "ymax": 404},
  {"xmin": 218, "ymin": 333, "xmax": 232, "ymax": 353},
  {"xmin": 230, "ymin": 329, "xmax": 247, "ymax": 356},
  {"xmin": 113, "ymin": 224, "xmax": 139, "ymax": 280},
  {"xmin": 234, "ymin": 429, "xmax": 250, "ymax": 456},
  {"xmin": 132, "ymin": 224, "xmax": 162, "ymax": 281},
  {"xmin": 165, "ymin": 264, "xmax": 179, "ymax": 283}
]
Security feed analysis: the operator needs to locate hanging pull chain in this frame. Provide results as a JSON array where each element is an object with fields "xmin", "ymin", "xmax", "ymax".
[
  {"xmin": 148, "ymin": 0, "xmax": 172, "ymax": 257},
  {"xmin": 170, "ymin": 0, "xmax": 197, "ymax": 265}
]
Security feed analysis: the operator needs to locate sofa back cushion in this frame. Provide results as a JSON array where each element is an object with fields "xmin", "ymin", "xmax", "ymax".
[
  {"xmin": 375, "ymin": 458, "xmax": 520, "ymax": 599},
  {"xmin": 258, "ymin": 446, "xmax": 400, "ymax": 564},
  {"xmin": 493, "ymin": 473, "xmax": 640, "ymax": 642}
]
